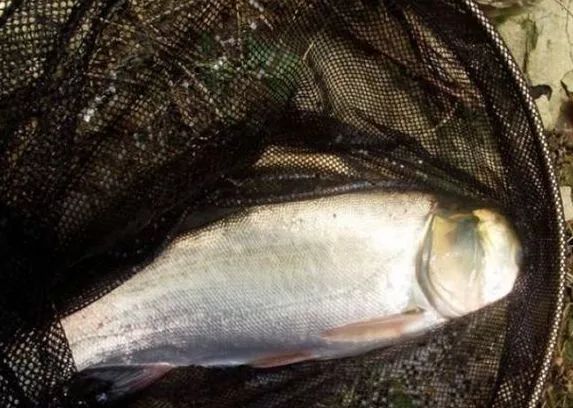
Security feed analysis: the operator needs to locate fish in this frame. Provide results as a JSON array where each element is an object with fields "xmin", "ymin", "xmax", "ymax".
[{"xmin": 60, "ymin": 189, "xmax": 521, "ymax": 403}]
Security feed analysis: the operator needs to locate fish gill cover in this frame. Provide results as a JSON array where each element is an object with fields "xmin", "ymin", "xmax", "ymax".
[{"xmin": 0, "ymin": 0, "xmax": 565, "ymax": 407}]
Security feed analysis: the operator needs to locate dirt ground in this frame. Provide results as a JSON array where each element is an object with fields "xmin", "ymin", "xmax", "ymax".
[
  {"xmin": 544, "ymin": 130, "xmax": 573, "ymax": 407},
  {"xmin": 482, "ymin": 1, "xmax": 573, "ymax": 405}
]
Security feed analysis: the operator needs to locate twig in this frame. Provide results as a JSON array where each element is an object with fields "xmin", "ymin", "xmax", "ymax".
[
  {"xmin": 552, "ymin": 0, "xmax": 573, "ymax": 20},
  {"xmin": 302, "ymin": 40, "xmax": 315, "ymax": 62}
]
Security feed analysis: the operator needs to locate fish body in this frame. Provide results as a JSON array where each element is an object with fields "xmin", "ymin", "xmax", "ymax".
[{"xmin": 60, "ymin": 190, "xmax": 520, "ymax": 402}]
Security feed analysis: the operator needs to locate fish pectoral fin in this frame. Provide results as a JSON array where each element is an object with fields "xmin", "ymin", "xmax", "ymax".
[
  {"xmin": 249, "ymin": 350, "xmax": 315, "ymax": 369},
  {"xmin": 321, "ymin": 310, "xmax": 426, "ymax": 343},
  {"xmin": 74, "ymin": 363, "xmax": 174, "ymax": 403}
]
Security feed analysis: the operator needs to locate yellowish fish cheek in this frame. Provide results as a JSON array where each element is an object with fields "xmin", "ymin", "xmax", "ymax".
[
  {"xmin": 422, "ymin": 210, "xmax": 488, "ymax": 317},
  {"xmin": 429, "ymin": 264, "xmax": 483, "ymax": 315}
]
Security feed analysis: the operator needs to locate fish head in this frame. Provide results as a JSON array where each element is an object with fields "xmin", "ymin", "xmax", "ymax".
[{"xmin": 418, "ymin": 207, "xmax": 521, "ymax": 318}]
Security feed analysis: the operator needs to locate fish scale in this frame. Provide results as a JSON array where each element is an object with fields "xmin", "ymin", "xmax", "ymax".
[{"xmin": 63, "ymin": 191, "xmax": 433, "ymax": 369}]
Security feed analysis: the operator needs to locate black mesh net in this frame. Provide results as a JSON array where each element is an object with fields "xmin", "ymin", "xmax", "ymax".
[{"xmin": 0, "ymin": 0, "xmax": 565, "ymax": 407}]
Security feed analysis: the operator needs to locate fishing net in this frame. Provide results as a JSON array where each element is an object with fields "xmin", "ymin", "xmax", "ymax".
[{"xmin": 0, "ymin": 0, "xmax": 565, "ymax": 407}]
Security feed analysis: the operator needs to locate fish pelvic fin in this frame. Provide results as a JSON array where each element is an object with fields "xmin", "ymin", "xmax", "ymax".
[
  {"xmin": 321, "ymin": 310, "xmax": 426, "ymax": 343},
  {"xmin": 249, "ymin": 350, "xmax": 315, "ymax": 369},
  {"xmin": 68, "ymin": 363, "xmax": 174, "ymax": 405}
]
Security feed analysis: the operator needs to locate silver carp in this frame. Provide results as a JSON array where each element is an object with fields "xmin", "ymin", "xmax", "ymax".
[{"xmin": 61, "ymin": 190, "xmax": 520, "ymax": 401}]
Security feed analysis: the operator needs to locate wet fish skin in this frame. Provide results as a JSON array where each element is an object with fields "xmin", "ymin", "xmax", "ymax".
[
  {"xmin": 61, "ymin": 189, "xmax": 520, "ymax": 402},
  {"xmin": 63, "ymin": 191, "xmax": 434, "ymax": 368}
]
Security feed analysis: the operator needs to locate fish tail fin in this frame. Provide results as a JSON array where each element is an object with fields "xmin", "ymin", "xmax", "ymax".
[{"xmin": 67, "ymin": 364, "xmax": 173, "ymax": 405}]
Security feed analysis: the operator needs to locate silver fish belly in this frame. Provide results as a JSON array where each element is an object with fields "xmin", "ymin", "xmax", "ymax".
[{"xmin": 61, "ymin": 189, "xmax": 520, "ymax": 382}]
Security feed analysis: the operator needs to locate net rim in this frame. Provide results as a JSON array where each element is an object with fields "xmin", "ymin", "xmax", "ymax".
[{"xmin": 458, "ymin": 0, "xmax": 568, "ymax": 406}]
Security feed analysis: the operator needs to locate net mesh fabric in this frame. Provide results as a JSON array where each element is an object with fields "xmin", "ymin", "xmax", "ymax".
[{"xmin": 0, "ymin": 0, "xmax": 563, "ymax": 406}]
